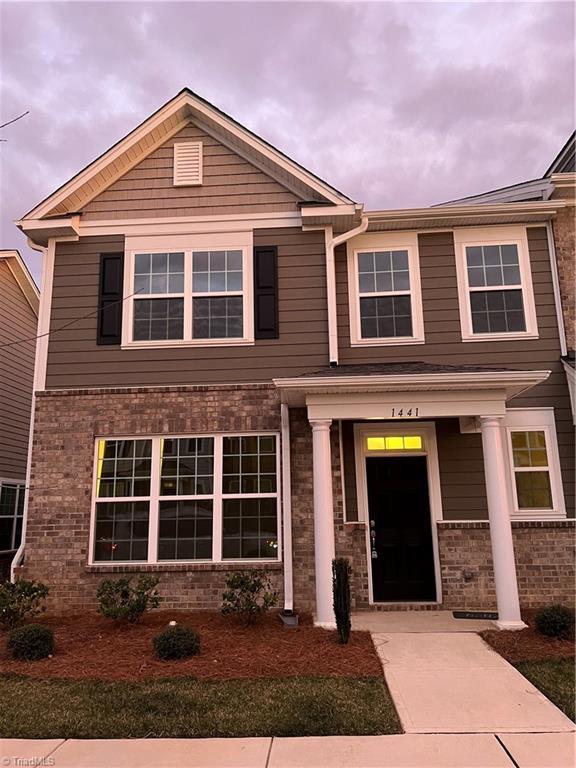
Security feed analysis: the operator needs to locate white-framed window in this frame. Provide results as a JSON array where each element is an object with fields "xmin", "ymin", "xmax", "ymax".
[
  {"xmin": 90, "ymin": 434, "xmax": 281, "ymax": 565},
  {"xmin": 503, "ymin": 408, "xmax": 565, "ymax": 520},
  {"xmin": 122, "ymin": 234, "xmax": 254, "ymax": 348},
  {"xmin": 347, "ymin": 232, "xmax": 424, "ymax": 346},
  {"xmin": 0, "ymin": 480, "xmax": 25, "ymax": 553},
  {"xmin": 454, "ymin": 226, "xmax": 538, "ymax": 342}
]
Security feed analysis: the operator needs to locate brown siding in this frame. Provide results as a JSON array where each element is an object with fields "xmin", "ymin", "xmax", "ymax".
[
  {"xmin": 336, "ymin": 227, "xmax": 574, "ymax": 518},
  {"xmin": 81, "ymin": 124, "xmax": 300, "ymax": 220},
  {"xmin": 45, "ymin": 229, "xmax": 329, "ymax": 388},
  {"xmin": 0, "ymin": 261, "xmax": 37, "ymax": 479}
]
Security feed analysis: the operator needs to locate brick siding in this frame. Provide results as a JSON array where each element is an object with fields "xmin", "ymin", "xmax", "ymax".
[
  {"xmin": 19, "ymin": 385, "xmax": 575, "ymax": 615},
  {"xmin": 553, "ymin": 207, "xmax": 575, "ymax": 352}
]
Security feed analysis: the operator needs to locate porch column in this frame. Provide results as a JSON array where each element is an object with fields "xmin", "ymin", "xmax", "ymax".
[
  {"xmin": 480, "ymin": 416, "xmax": 526, "ymax": 630},
  {"xmin": 310, "ymin": 418, "xmax": 336, "ymax": 627}
]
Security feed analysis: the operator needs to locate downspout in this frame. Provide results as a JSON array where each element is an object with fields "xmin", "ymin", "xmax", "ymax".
[
  {"xmin": 280, "ymin": 403, "xmax": 294, "ymax": 613},
  {"xmin": 545, "ymin": 219, "xmax": 568, "ymax": 358},
  {"xmin": 325, "ymin": 215, "xmax": 369, "ymax": 365},
  {"xmin": 11, "ymin": 238, "xmax": 47, "ymax": 581}
]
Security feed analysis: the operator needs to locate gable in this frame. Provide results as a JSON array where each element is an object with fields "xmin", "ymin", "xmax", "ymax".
[{"xmin": 80, "ymin": 123, "xmax": 301, "ymax": 221}]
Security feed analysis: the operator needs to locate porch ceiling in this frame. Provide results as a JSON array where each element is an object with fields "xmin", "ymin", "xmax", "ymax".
[{"xmin": 272, "ymin": 363, "xmax": 550, "ymax": 419}]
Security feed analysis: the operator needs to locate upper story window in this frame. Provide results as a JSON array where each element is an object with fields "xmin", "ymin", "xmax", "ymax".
[
  {"xmin": 454, "ymin": 227, "xmax": 538, "ymax": 342},
  {"xmin": 347, "ymin": 232, "xmax": 424, "ymax": 346},
  {"xmin": 123, "ymin": 236, "xmax": 254, "ymax": 348}
]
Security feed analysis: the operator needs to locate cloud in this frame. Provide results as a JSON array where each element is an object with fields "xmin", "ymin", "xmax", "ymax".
[{"xmin": 0, "ymin": 1, "xmax": 573, "ymax": 281}]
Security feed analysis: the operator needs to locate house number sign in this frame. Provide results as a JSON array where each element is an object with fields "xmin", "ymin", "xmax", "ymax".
[{"xmin": 390, "ymin": 408, "xmax": 419, "ymax": 418}]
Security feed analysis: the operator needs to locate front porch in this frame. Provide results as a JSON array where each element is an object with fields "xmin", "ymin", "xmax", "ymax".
[{"xmin": 275, "ymin": 362, "xmax": 559, "ymax": 630}]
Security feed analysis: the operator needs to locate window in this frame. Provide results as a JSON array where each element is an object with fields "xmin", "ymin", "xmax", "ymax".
[
  {"xmin": 504, "ymin": 409, "xmax": 565, "ymax": 519},
  {"xmin": 348, "ymin": 233, "xmax": 424, "ymax": 346},
  {"xmin": 454, "ymin": 227, "xmax": 538, "ymax": 341},
  {"xmin": 124, "ymin": 240, "xmax": 253, "ymax": 347},
  {"xmin": 366, "ymin": 435, "xmax": 423, "ymax": 451},
  {"xmin": 91, "ymin": 434, "xmax": 280, "ymax": 564},
  {"xmin": 0, "ymin": 481, "xmax": 25, "ymax": 553}
]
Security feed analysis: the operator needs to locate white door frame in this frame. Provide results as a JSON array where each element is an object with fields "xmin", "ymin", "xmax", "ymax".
[{"xmin": 354, "ymin": 422, "xmax": 444, "ymax": 605}]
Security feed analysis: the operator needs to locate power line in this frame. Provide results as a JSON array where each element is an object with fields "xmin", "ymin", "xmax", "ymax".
[{"xmin": 0, "ymin": 289, "xmax": 142, "ymax": 350}]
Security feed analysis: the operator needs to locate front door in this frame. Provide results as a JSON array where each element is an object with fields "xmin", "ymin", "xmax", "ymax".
[{"xmin": 367, "ymin": 456, "xmax": 436, "ymax": 602}]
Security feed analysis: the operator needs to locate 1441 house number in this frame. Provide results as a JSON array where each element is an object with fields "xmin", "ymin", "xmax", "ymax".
[{"xmin": 390, "ymin": 407, "xmax": 419, "ymax": 417}]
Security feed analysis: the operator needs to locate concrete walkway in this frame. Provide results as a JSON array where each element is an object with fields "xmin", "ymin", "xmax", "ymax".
[
  {"xmin": 2, "ymin": 733, "xmax": 575, "ymax": 767},
  {"xmin": 373, "ymin": 631, "xmax": 574, "ymax": 734},
  {"xmin": 352, "ymin": 609, "xmax": 494, "ymax": 633}
]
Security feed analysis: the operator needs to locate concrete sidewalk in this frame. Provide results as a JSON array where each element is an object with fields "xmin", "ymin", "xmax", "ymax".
[
  {"xmin": 373, "ymin": 632, "xmax": 575, "ymax": 734},
  {"xmin": 2, "ymin": 733, "xmax": 575, "ymax": 767}
]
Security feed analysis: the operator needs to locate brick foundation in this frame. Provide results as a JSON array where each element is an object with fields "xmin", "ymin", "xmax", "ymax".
[{"xmin": 20, "ymin": 385, "xmax": 575, "ymax": 615}]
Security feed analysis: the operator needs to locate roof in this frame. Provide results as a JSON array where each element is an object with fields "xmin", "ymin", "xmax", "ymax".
[
  {"xmin": 0, "ymin": 250, "xmax": 39, "ymax": 314},
  {"xmin": 292, "ymin": 362, "xmax": 517, "ymax": 377},
  {"xmin": 544, "ymin": 131, "xmax": 576, "ymax": 176},
  {"xmin": 21, "ymin": 88, "xmax": 354, "ymax": 223}
]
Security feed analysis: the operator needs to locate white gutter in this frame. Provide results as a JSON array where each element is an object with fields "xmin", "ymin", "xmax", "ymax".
[
  {"xmin": 280, "ymin": 403, "xmax": 293, "ymax": 613},
  {"xmin": 545, "ymin": 220, "xmax": 568, "ymax": 357},
  {"xmin": 325, "ymin": 215, "xmax": 369, "ymax": 365},
  {"xmin": 11, "ymin": 238, "xmax": 47, "ymax": 580}
]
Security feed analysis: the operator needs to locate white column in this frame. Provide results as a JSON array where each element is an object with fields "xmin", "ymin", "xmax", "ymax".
[
  {"xmin": 310, "ymin": 418, "xmax": 336, "ymax": 627},
  {"xmin": 480, "ymin": 416, "xmax": 526, "ymax": 630}
]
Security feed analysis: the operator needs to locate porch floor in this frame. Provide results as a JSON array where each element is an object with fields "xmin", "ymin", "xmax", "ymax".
[{"xmin": 352, "ymin": 610, "xmax": 494, "ymax": 633}]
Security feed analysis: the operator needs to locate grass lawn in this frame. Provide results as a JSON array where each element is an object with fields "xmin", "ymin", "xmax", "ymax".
[
  {"xmin": 0, "ymin": 674, "xmax": 402, "ymax": 739},
  {"xmin": 515, "ymin": 659, "xmax": 575, "ymax": 722}
]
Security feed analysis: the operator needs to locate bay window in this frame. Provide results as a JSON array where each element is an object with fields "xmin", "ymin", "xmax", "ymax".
[{"xmin": 92, "ymin": 434, "xmax": 280, "ymax": 564}]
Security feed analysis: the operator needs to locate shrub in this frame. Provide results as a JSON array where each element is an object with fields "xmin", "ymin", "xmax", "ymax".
[
  {"xmin": 0, "ymin": 580, "xmax": 49, "ymax": 630},
  {"xmin": 8, "ymin": 624, "xmax": 54, "ymax": 660},
  {"xmin": 153, "ymin": 625, "xmax": 201, "ymax": 660},
  {"xmin": 97, "ymin": 575, "xmax": 162, "ymax": 623},
  {"xmin": 221, "ymin": 570, "xmax": 278, "ymax": 626},
  {"xmin": 535, "ymin": 605, "xmax": 575, "ymax": 640},
  {"xmin": 332, "ymin": 558, "xmax": 352, "ymax": 644}
]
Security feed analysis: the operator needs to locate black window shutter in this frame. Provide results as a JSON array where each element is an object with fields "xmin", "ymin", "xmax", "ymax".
[
  {"xmin": 97, "ymin": 253, "xmax": 124, "ymax": 345},
  {"xmin": 253, "ymin": 246, "xmax": 279, "ymax": 339}
]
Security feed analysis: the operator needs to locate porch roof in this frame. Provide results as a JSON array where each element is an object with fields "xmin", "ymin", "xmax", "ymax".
[{"xmin": 273, "ymin": 362, "xmax": 550, "ymax": 419}]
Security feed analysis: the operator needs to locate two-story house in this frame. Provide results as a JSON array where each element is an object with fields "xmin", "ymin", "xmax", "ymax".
[
  {"xmin": 15, "ymin": 90, "xmax": 574, "ymax": 628},
  {"xmin": 0, "ymin": 250, "xmax": 38, "ymax": 578}
]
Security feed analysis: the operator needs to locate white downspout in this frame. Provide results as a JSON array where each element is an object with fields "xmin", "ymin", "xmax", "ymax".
[
  {"xmin": 545, "ymin": 219, "xmax": 568, "ymax": 358},
  {"xmin": 11, "ymin": 238, "xmax": 47, "ymax": 581},
  {"xmin": 325, "ymin": 215, "xmax": 369, "ymax": 365},
  {"xmin": 280, "ymin": 403, "xmax": 294, "ymax": 613}
]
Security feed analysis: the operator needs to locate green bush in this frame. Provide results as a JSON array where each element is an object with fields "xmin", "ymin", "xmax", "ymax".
[
  {"xmin": 332, "ymin": 558, "xmax": 352, "ymax": 644},
  {"xmin": 221, "ymin": 570, "xmax": 278, "ymax": 626},
  {"xmin": 8, "ymin": 624, "xmax": 54, "ymax": 660},
  {"xmin": 0, "ymin": 580, "xmax": 49, "ymax": 630},
  {"xmin": 535, "ymin": 605, "xmax": 575, "ymax": 639},
  {"xmin": 153, "ymin": 625, "xmax": 201, "ymax": 660},
  {"xmin": 96, "ymin": 575, "xmax": 162, "ymax": 623}
]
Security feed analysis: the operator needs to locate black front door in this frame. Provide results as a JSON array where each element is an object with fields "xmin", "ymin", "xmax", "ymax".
[{"xmin": 367, "ymin": 456, "xmax": 436, "ymax": 602}]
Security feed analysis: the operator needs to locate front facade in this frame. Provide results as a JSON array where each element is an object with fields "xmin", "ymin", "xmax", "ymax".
[
  {"xmin": 0, "ymin": 251, "xmax": 38, "ymax": 578},
  {"xmin": 16, "ymin": 91, "xmax": 574, "ymax": 627}
]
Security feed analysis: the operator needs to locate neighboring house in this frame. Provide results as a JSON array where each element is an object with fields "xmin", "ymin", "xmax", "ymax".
[
  {"xmin": 15, "ymin": 90, "xmax": 574, "ymax": 629},
  {"xmin": 0, "ymin": 251, "xmax": 39, "ymax": 578},
  {"xmin": 445, "ymin": 134, "xmax": 575, "ymax": 423}
]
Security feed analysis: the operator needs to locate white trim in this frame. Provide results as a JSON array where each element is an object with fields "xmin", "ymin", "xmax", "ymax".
[
  {"xmin": 0, "ymin": 250, "xmax": 40, "ymax": 313},
  {"xmin": 280, "ymin": 404, "xmax": 294, "ymax": 612},
  {"xmin": 346, "ymin": 231, "xmax": 425, "ymax": 347},
  {"xmin": 33, "ymin": 239, "xmax": 54, "ymax": 393},
  {"xmin": 453, "ymin": 225, "xmax": 538, "ymax": 342},
  {"xmin": 122, "ymin": 233, "xmax": 254, "ymax": 348},
  {"xmin": 353, "ymin": 422, "xmax": 443, "ymax": 605},
  {"xmin": 545, "ymin": 221, "xmax": 568, "ymax": 357},
  {"xmin": 562, "ymin": 360, "xmax": 576, "ymax": 425},
  {"xmin": 502, "ymin": 408, "xmax": 566, "ymax": 520},
  {"xmin": 89, "ymin": 431, "xmax": 281, "ymax": 567},
  {"xmin": 310, "ymin": 418, "xmax": 336, "ymax": 626}
]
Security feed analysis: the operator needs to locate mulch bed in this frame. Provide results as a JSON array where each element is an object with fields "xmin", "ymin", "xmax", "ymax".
[
  {"xmin": 0, "ymin": 611, "xmax": 383, "ymax": 682},
  {"xmin": 481, "ymin": 610, "xmax": 575, "ymax": 664}
]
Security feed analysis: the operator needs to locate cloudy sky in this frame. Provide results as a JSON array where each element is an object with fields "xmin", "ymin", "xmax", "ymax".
[{"xmin": 1, "ymin": 1, "xmax": 574, "ymax": 282}]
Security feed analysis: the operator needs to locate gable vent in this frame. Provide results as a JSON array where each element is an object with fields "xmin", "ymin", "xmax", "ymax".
[{"xmin": 173, "ymin": 141, "xmax": 203, "ymax": 186}]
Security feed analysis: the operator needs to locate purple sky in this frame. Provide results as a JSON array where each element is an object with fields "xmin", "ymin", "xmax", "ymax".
[{"xmin": 1, "ymin": 1, "xmax": 574, "ymax": 283}]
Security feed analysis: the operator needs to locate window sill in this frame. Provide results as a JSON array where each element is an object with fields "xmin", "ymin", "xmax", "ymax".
[
  {"xmin": 460, "ymin": 331, "xmax": 539, "ymax": 343},
  {"xmin": 86, "ymin": 560, "xmax": 283, "ymax": 573},
  {"xmin": 350, "ymin": 337, "xmax": 425, "ymax": 348},
  {"xmin": 121, "ymin": 338, "xmax": 255, "ymax": 350}
]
